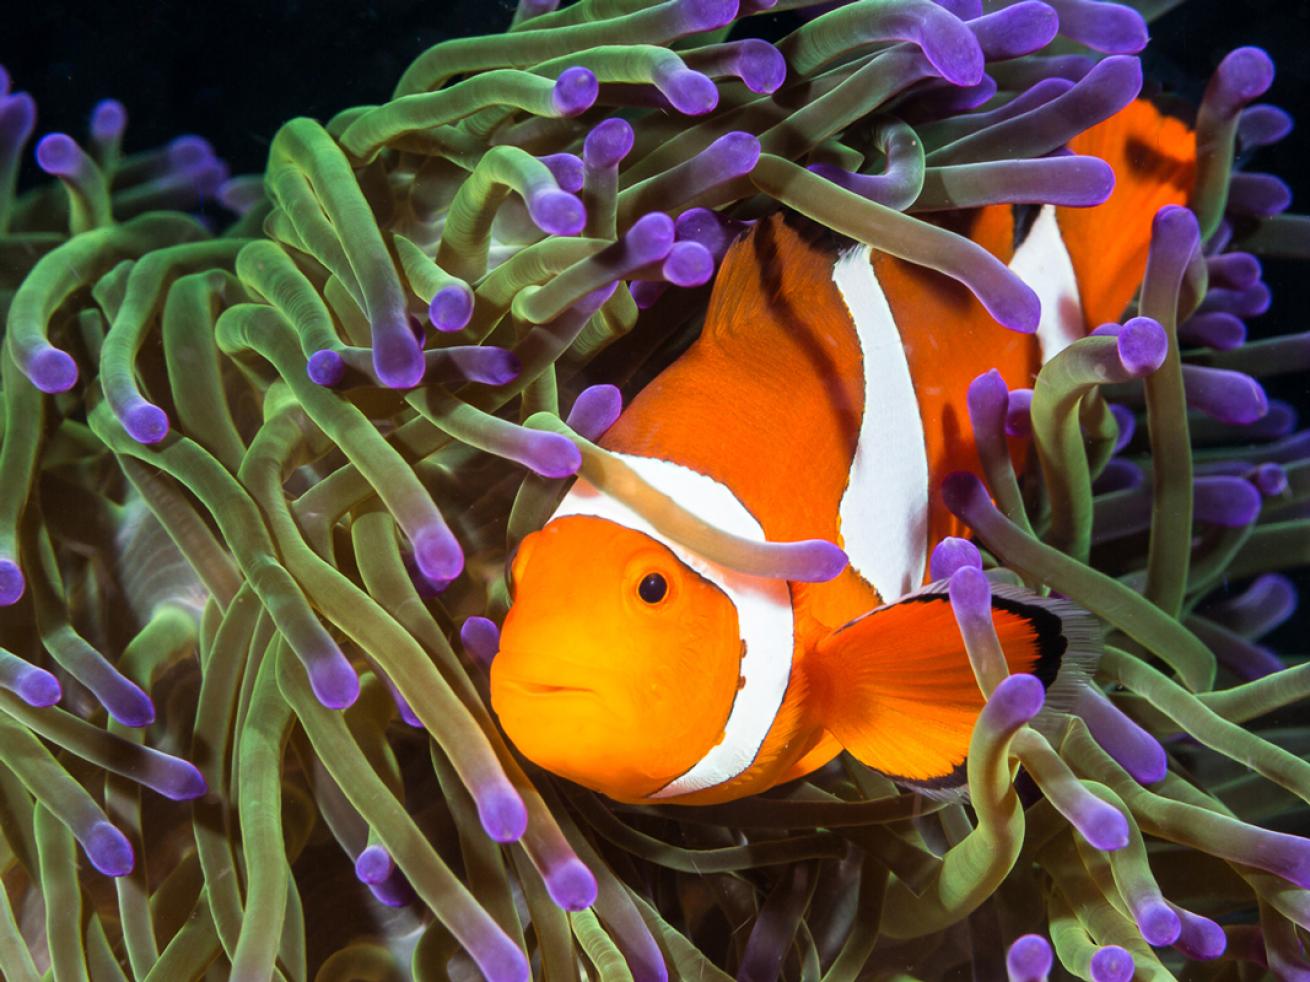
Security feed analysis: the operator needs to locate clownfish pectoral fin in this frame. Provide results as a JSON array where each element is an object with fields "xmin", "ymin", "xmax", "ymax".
[{"xmin": 810, "ymin": 585, "xmax": 1100, "ymax": 793}]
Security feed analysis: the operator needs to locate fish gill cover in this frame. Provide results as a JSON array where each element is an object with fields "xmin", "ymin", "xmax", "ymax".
[{"xmin": 0, "ymin": 0, "xmax": 1307, "ymax": 979}]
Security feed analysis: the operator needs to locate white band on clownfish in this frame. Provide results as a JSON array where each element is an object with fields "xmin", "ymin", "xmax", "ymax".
[
  {"xmin": 1009, "ymin": 204, "xmax": 1084, "ymax": 364},
  {"xmin": 832, "ymin": 244, "xmax": 930, "ymax": 602},
  {"xmin": 550, "ymin": 451, "xmax": 795, "ymax": 799}
]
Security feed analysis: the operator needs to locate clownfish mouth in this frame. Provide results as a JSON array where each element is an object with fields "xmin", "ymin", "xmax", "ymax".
[{"xmin": 502, "ymin": 677, "xmax": 594, "ymax": 698}]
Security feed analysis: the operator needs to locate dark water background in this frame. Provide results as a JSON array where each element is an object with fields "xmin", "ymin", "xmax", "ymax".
[{"xmin": 4, "ymin": 0, "xmax": 1309, "ymax": 647}]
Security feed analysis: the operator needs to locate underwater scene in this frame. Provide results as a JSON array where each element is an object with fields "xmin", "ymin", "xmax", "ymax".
[{"xmin": 1, "ymin": 0, "xmax": 1309, "ymax": 979}]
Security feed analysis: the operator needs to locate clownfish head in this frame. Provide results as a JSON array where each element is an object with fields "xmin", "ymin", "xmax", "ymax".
[{"xmin": 491, "ymin": 515, "xmax": 743, "ymax": 802}]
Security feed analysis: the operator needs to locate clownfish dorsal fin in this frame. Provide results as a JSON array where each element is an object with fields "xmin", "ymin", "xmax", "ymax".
[
  {"xmin": 1055, "ymin": 98, "xmax": 1197, "ymax": 329},
  {"xmin": 698, "ymin": 212, "xmax": 849, "ymax": 348},
  {"xmin": 808, "ymin": 583, "xmax": 1099, "ymax": 793}
]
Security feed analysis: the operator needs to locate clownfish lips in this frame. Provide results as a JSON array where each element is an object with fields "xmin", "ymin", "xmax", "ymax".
[{"xmin": 497, "ymin": 674, "xmax": 594, "ymax": 699}]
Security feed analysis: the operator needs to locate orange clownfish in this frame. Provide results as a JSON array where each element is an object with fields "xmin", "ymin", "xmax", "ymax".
[{"xmin": 491, "ymin": 101, "xmax": 1196, "ymax": 805}]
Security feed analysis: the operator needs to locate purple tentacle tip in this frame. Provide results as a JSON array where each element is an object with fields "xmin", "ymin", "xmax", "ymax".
[
  {"xmin": 1180, "ymin": 311, "xmax": 1246, "ymax": 351},
  {"xmin": 0, "ymin": 559, "xmax": 25, "ymax": 606},
  {"xmin": 368, "ymin": 871, "xmax": 415, "ymax": 908},
  {"xmin": 90, "ymin": 99, "xmax": 127, "ymax": 142},
  {"xmin": 1078, "ymin": 796, "xmax": 1129, "ymax": 851},
  {"xmin": 1089, "ymin": 945, "xmax": 1134, "ymax": 982},
  {"xmin": 1116, "ymin": 316, "xmax": 1168, "ymax": 376},
  {"xmin": 948, "ymin": 565, "xmax": 992, "ymax": 619},
  {"xmin": 1137, "ymin": 900, "xmax": 1182, "ymax": 947},
  {"xmin": 539, "ymin": 152, "xmax": 584, "ymax": 193},
  {"xmin": 970, "ymin": 1, "xmax": 1057, "ymax": 61},
  {"xmin": 929, "ymin": 536, "xmax": 982, "ymax": 581},
  {"xmin": 307, "ymin": 349, "xmax": 346, "ymax": 387},
  {"xmin": 736, "ymin": 39, "xmax": 786, "ymax": 93},
  {"xmin": 1211, "ymin": 47, "xmax": 1275, "ymax": 117},
  {"xmin": 110, "ymin": 686, "xmax": 156, "ymax": 729},
  {"xmin": 630, "ymin": 281, "xmax": 667, "ymax": 309},
  {"xmin": 527, "ymin": 188, "xmax": 586, "ymax": 236},
  {"xmin": 1062, "ymin": 156, "xmax": 1116, "ymax": 206},
  {"xmin": 705, "ymin": 130, "xmax": 762, "ymax": 179},
  {"xmin": 1194, "ymin": 476, "xmax": 1262, "ymax": 528},
  {"xmin": 372, "ymin": 332, "xmax": 426, "ymax": 390},
  {"xmin": 1079, "ymin": 688, "xmax": 1167, "ymax": 784},
  {"xmin": 1239, "ymin": 104, "xmax": 1294, "ymax": 148},
  {"xmin": 1207, "ymin": 251, "xmax": 1261, "ymax": 289},
  {"xmin": 1172, "ymin": 905, "xmax": 1226, "ymax": 960},
  {"xmin": 662, "ymin": 241, "xmax": 714, "ymax": 287},
  {"xmin": 552, "ymin": 67, "xmax": 599, "ymax": 117},
  {"xmin": 15, "ymin": 666, "xmax": 61, "ymax": 707},
  {"xmin": 460, "ymin": 616, "xmax": 500, "ymax": 668},
  {"xmin": 1260, "ymin": 400, "xmax": 1299, "ymax": 437},
  {"xmin": 1006, "ymin": 388, "xmax": 1034, "ymax": 438},
  {"xmin": 478, "ymin": 782, "xmax": 528, "ymax": 843},
  {"xmin": 168, "ymin": 761, "xmax": 209, "ymax": 801},
  {"xmin": 28, "ymin": 345, "xmax": 79, "ymax": 393},
  {"xmin": 310, "ymin": 653, "xmax": 361, "ymax": 711},
  {"xmin": 1200, "ymin": 282, "xmax": 1272, "ymax": 319},
  {"xmin": 993, "ymin": 276, "xmax": 1040, "ymax": 334},
  {"xmin": 546, "ymin": 856, "xmax": 598, "ymax": 911},
  {"xmin": 656, "ymin": 66, "xmax": 719, "ymax": 116},
  {"xmin": 355, "ymin": 844, "xmax": 395, "ymax": 885},
  {"xmin": 680, "ymin": 0, "xmax": 740, "ymax": 32},
  {"xmin": 1006, "ymin": 933, "xmax": 1053, "ymax": 982},
  {"xmin": 456, "ymin": 347, "xmax": 520, "ymax": 386},
  {"xmin": 1152, "ymin": 203, "xmax": 1201, "ymax": 258},
  {"xmin": 85, "ymin": 820, "xmax": 135, "ymax": 877},
  {"xmin": 413, "ymin": 526, "xmax": 464, "ymax": 583},
  {"xmin": 1227, "ymin": 172, "xmax": 1292, "ymax": 218},
  {"xmin": 627, "ymin": 212, "xmax": 678, "ymax": 265},
  {"xmin": 566, "ymin": 384, "xmax": 623, "ymax": 441},
  {"xmin": 35, "ymin": 133, "xmax": 82, "ymax": 176},
  {"xmin": 122, "ymin": 399, "xmax": 170, "ymax": 445},
  {"xmin": 0, "ymin": 90, "xmax": 36, "ymax": 141},
  {"xmin": 805, "ymin": 542, "xmax": 850, "ymax": 583},
  {"xmin": 531, "ymin": 433, "xmax": 583, "ymax": 478},
  {"xmin": 1095, "ymin": 457, "xmax": 1143, "ymax": 495},
  {"xmin": 987, "ymin": 672, "xmax": 1045, "ymax": 730},
  {"xmin": 167, "ymin": 135, "xmax": 214, "ymax": 170},
  {"xmin": 583, "ymin": 118, "xmax": 635, "ymax": 169},
  {"xmin": 481, "ymin": 945, "xmax": 531, "ymax": 982},
  {"xmin": 1254, "ymin": 462, "xmax": 1289, "ymax": 497},
  {"xmin": 1057, "ymin": 0, "xmax": 1148, "ymax": 54},
  {"xmin": 942, "ymin": 470, "xmax": 987, "ymax": 516},
  {"xmin": 429, "ymin": 284, "xmax": 474, "ymax": 332},
  {"xmin": 1183, "ymin": 365, "xmax": 1268, "ymax": 425},
  {"xmin": 916, "ymin": 5, "xmax": 986, "ymax": 85},
  {"xmin": 385, "ymin": 679, "xmax": 424, "ymax": 729},
  {"xmin": 968, "ymin": 368, "xmax": 1009, "ymax": 426}
]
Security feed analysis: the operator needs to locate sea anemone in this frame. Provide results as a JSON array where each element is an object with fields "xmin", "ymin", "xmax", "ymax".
[{"xmin": 0, "ymin": 1, "xmax": 1307, "ymax": 979}]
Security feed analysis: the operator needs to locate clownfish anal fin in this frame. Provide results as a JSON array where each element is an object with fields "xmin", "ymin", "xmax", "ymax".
[{"xmin": 810, "ymin": 586, "xmax": 1099, "ymax": 793}]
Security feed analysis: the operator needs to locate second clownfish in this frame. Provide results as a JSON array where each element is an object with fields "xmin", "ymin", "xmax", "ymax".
[{"xmin": 491, "ymin": 100, "xmax": 1196, "ymax": 805}]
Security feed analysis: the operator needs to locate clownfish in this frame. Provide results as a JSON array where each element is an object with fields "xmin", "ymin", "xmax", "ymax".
[{"xmin": 491, "ymin": 100, "xmax": 1196, "ymax": 805}]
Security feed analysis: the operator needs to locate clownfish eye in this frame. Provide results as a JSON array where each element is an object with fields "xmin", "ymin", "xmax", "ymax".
[{"xmin": 637, "ymin": 572, "xmax": 668, "ymax": 605}]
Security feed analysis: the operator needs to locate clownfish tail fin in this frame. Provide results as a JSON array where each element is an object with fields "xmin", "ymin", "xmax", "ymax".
[
  {"xmin": 1054, "ymin": 98, "xmax": 1198, "ymax": 329},
  {"xmin": 810, "ymin": 581, "xmax": 1101, "ymax": 795}
]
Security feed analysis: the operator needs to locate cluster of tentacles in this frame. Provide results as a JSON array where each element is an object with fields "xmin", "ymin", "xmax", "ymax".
[{"xmin": 0, "ymin": 0, "xmax": 1307, "ymax": 979}]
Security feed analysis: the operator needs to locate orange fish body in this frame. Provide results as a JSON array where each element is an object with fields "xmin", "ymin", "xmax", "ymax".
[{"xmin": 492, "ymin": 101, "xmax": 1194, "ymax": 805}]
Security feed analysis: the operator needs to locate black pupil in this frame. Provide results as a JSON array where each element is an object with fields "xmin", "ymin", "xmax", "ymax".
[{"xmin": 638, "ymin": 573, "xmax": 667, "ymax": 604}]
